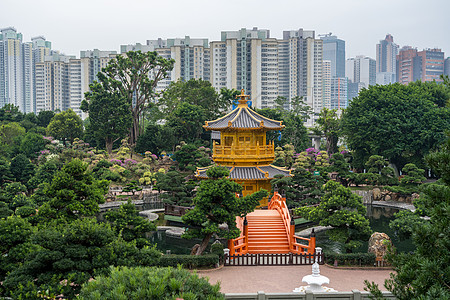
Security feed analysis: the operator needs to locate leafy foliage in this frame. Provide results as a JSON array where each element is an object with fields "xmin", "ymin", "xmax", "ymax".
[
  {"xmin": 341, "ymin": 82, "xmax": 450, "ymax": 169},
  {"xmin": 2, "ymin": 218, "xmax": 161, "ymax": 299},
  {"xmin": 46, "ymin": 109, "xmax": 84, "ymax": 144},
  {"xmin": 97, "ymin": 50, "xmax": 174, "ymax": 145},
  {"xmin": 104, "ymin": 200, "xmax": 156, "ymax": 247},
  {"xmin": 367, "ymin": 134, "xmax": 450, "ymax": 300},
  {"xmin": 315, "ymin": 108, "xmax": 340, "ymax": 155},
  {"xmin": 295, "ymin": 180, "xmax": 372, "ymax": 252},
  {"xmin": 38, "ymin": 159, "xmax": 109, "ymax": 222},
  {"xmin": 78, "ymin": 266, "xmax": 224, "ymax": 300},
  {"xmin": 156, "ymin": 170, "xmax": 195, "ymax": 206},
  {"xmin": 82, "ymin": 83, "xmax": 132, "ymax": 154}
]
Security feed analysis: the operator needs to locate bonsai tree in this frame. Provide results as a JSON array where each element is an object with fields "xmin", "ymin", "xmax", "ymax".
[
  {"xmin": 295, "ymin": 180, "xmax": 372, "ymax": 252},
  {"xmin": 182, "ymin": 166, "xmax": 267, "ymax": 255}
]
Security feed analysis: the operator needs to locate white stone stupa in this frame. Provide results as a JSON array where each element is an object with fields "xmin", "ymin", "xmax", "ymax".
[{"xmin": 293, "ymin": 248, "xmax": 337, "ymax": 293}]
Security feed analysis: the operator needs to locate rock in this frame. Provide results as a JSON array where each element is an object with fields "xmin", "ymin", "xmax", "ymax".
[
  {"xmin": 368, "ymin": 232, "xmax": 392, "ymax": 258},
  {"xmin": 372, "ymin": 188, "xmax": 381, "ymax": 201},
  {"xmin": 384, "ymin": 195, "xmax": 391, "ymax": 201},
  {"xmin": 398, "ymin": 196, "xmax": 405, "ymax": 202}
]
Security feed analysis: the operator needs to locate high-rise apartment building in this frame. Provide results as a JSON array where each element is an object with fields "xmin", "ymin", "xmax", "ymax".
[
  {"xmin": 416, "ymin": 48, "xmax": 445, "ymax": 82},
  {"xmin": 0, "ymin": 27, "xmax": 34, "ymax": 113},
  {"xmin": 322, "ymin": 60, "xmax": 331, "ymax": 109},
  {"xmin": 346, "ymin": 56, "xmax": 376, "ymax": 88},
  {"xmin": 31, "ymin": 36, "xmax": 52, "ymax": 112},
  {"xmin": 346, "ymin": 56, "xmax": 375, "ymax": 101},
  {"xmin": 320, "ymin": 34, "xmax": 347, "ymax": 111},
  {"xmin": 320, "ymin": 34, "xmax": 345, "ymax": 78},
  {"xmin": 396, "ymin": 46, "xmax": 418, "ymax": 84},
  {"xmin": 210, "ymin": 28, "xmax": 271, "ymax": 108},
  {"xmin": 396, "ymin": 47, "xmax": 445, "ymax": 84},
  {"xmin": 376, "ymin": 34, "xmax": 398, "ymax": 85},
  {"xmin": 330, "ymin": 77, "xmax": 348, "ymax": 109},
  {"xmin": 80, "ymin": 49, "xmax": 117, "ymax": 84},
  {"xmin": 445, "ymin": 57, "xmax": 450, "ymax": 76},
  {"xmin": 123, "ymin": 37, "xmax": 210, "ymax": 94}
]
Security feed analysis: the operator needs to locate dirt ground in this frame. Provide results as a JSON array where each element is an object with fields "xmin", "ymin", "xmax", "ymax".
[{"xmin": 198, "ymin": 265, "xmax": 393, "ymax": 293}]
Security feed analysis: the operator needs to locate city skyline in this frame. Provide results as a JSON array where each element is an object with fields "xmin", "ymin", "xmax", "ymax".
[{"xmin": 1, "ymin": 0, "xmax": 449, "ymax": 60}]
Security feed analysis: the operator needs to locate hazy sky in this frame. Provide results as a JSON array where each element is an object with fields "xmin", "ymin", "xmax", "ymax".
[{"xmin": 2, "ymin": 0, "xmax": 450, "ymax": 59}]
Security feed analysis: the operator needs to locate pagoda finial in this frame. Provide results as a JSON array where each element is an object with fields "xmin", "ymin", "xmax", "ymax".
[{"xmin": 237, "ymin": 89, "xmax": 250, "ymax": 107}]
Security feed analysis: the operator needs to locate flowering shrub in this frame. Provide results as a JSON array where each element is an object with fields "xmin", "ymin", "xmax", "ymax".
[{"xmin": 110, "ymin": 159, "xmax": 122, "ymax": 166}]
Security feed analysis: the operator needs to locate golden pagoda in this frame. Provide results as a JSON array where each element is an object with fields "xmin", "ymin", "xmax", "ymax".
[{"xmin": 196, "ymin": 89, "xmax": 291, "ymax": 206}]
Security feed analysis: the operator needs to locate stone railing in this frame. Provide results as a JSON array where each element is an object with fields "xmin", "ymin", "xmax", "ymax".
[{"xmin": 225, "ymin": 290, "xmax": 395, "ymax": 299}]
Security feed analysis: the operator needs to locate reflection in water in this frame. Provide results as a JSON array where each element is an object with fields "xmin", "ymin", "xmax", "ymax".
[{"xmin": 316, "ymin": 205, "xmax": 415, "ymax": 254}]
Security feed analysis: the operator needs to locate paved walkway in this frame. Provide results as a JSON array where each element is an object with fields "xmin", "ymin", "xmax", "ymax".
[{"xmin": 198, "ymin": 265, "xmax": 393, "ymax": 293}]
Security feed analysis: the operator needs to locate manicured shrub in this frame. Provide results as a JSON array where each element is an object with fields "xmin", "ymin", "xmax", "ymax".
[
  {"xmin": 324, "ymin": 251, "xmax": 376, "ymax": 266},
  {"xmin": 78, "ymin": 266, "xmax": 225, "ymax": 300},
  {"xmin": 158, "ymin": 254, "xmax": 219, "ymax": 269}
]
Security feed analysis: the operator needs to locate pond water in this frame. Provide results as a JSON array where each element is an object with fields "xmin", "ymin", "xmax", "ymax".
[
  {"xmin": 315, "ymin": 205, "xmax": 415, "ymax": 254},
  {"xmin": 149, "ymin": 231, "xmax": 215, "ymax": 255}
]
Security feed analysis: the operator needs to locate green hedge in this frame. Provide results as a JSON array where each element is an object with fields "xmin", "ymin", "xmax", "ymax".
[
  {"xmin": 324, "ymin": 252, "xmax": 376, "ymax": 266},
  {"xmin": 159, "ymin": 254, "xmax": 219, "ymax": 269}
]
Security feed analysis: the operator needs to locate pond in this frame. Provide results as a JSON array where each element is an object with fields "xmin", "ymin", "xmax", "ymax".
[
  {"xmin": 149, "ymin": 230, "xmax": 215, "ymax": 255},
  {"xmin": 315, "ymin": 205, "xmax": 415, "ymax": 254}
]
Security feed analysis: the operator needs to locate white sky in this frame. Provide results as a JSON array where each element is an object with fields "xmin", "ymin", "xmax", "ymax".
[{"xmin": 2, "ymin": 0, "xmax": 450, "ymax": 59}]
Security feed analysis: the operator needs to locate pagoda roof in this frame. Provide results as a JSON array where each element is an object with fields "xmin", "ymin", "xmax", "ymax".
[
  {"xmin": 196, "ymin": 165, "xmax": 291, "ymax": 180},
  {"xmin": 203, "ymin": 90, "xmax": 284, "ymax": 131}
]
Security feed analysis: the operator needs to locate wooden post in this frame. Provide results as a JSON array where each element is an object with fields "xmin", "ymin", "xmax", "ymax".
[
  {"xmin": 243, "ymin": 216, "xmax": 248, "ymax": 254},
  {"xmin": 290, "ymin": 218, "xmax": 295, "ymax": 252},
  {"xmin": 309, "ymin": 228, "xmax": 316, "ymax": 254},
  {"xmin": 228, "ymin": 239, "xmax": 235, "ymax": 256}
]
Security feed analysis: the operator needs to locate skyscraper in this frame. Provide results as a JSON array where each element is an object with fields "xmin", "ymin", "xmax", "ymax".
[
  {"xmin": 320, "ymin": 34, "xmax": 345, "ymax": 78},
  {"xmin": 445, "ymin": 57, "xmax": 450, "ymax": 76},
  {"xmin": 376, "ymin": 34, "xmax": 397, "ymax": 73},
  {"xmin": 0, "ymin": 27, "xmax": 34, "ymax": 113},
  {"xmin": 346, "ymin": 56, "xmax": 376, "ymax": 88},
  {"xmin": 346, "ymin": 56, "xmax": 375, "ymax": 101}
]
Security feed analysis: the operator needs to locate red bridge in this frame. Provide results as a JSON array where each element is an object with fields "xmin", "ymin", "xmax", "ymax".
[{"xmin": 228, "ymin": 191, "xmax": 316, "ymax": 255}]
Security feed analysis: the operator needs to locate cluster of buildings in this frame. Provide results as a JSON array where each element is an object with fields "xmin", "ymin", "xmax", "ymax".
[{"xmin": 1, "ymin": 27, "xmax": 449, "ymax": 123}]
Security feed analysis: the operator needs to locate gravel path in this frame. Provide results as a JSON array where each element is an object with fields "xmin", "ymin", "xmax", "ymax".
[{"xmin": 198, "ymin": 265, "xmax": 392, "ymax": 293}]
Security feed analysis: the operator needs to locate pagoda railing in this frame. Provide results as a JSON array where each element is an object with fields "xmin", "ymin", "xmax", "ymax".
[{"xmin": 213, "ymin": 144, "xmax": 274, "ymax": 163}]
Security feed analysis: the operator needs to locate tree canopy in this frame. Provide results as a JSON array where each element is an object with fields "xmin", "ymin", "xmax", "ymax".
[
  {"xmin": 97, "ymin": 51, "xmax": 174, "ymax": 145},
  {"xmin": 341, "ymin": 82, "xmax": 450, "ymax": 169},
  {"xmin": 46, "ymin": 109, "xmax": 83, "ymax": 144},
  {"xmin": 295, "ymin": 180, "xmax": 372, "ymax": 252},
  {"xmin": 82, "ymin": 82, "xmax": 132, "ymax": 154}
]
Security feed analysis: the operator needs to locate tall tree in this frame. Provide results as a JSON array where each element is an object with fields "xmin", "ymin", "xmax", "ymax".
[
  {"xmin": 341, "ymin": 82, "xmax": 450, "ymax": 169},
  {"xmin": 46, "ymin": 109, "xmax": 83, "ymax": 144},
  {"xmin": 316, "ymin": 108, "xmax": 340, "ymax": 155},
  {"xmin": 82, "ymin": 83, "xmax": 132, "ymax": 154},
  {"xmin": 182, "ymin": 166, "xmax": 267, "ymax": 255},
  {"xmin": 98, "ymin": 51, "xmax": 174, "ymax": 145}
]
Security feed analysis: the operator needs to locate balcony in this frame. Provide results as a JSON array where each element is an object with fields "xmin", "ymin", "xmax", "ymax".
[{"xmin": 213, "ymin": 144, "xmax": 275, "ymax": 165}]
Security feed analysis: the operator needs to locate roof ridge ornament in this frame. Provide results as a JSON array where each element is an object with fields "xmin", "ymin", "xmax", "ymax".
[{"xmin": 237, "ymin": 89, "xmax": 250, "ymax": 107}]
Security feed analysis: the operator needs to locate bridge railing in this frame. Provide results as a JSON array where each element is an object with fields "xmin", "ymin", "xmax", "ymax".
[
  {"xmin": 228, "ymin": 215, "xmax": 248, "ymax": 256},
  {"xmin": 269, "ymin": 191, "xmax": 315, "ymax": 254}
]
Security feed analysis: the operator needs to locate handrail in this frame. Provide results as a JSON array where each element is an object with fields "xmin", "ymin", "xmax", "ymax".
[
  {"xmin": 268, "ymin": 191, "xmax": 315, "ymax": 254},
  {"xmin": 213, "ymin": 144, "xmax": 275, "ymax": 157},
  {"xmin": 269, "ymin": 191, "xmax": 292, "ymax": 248}
]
